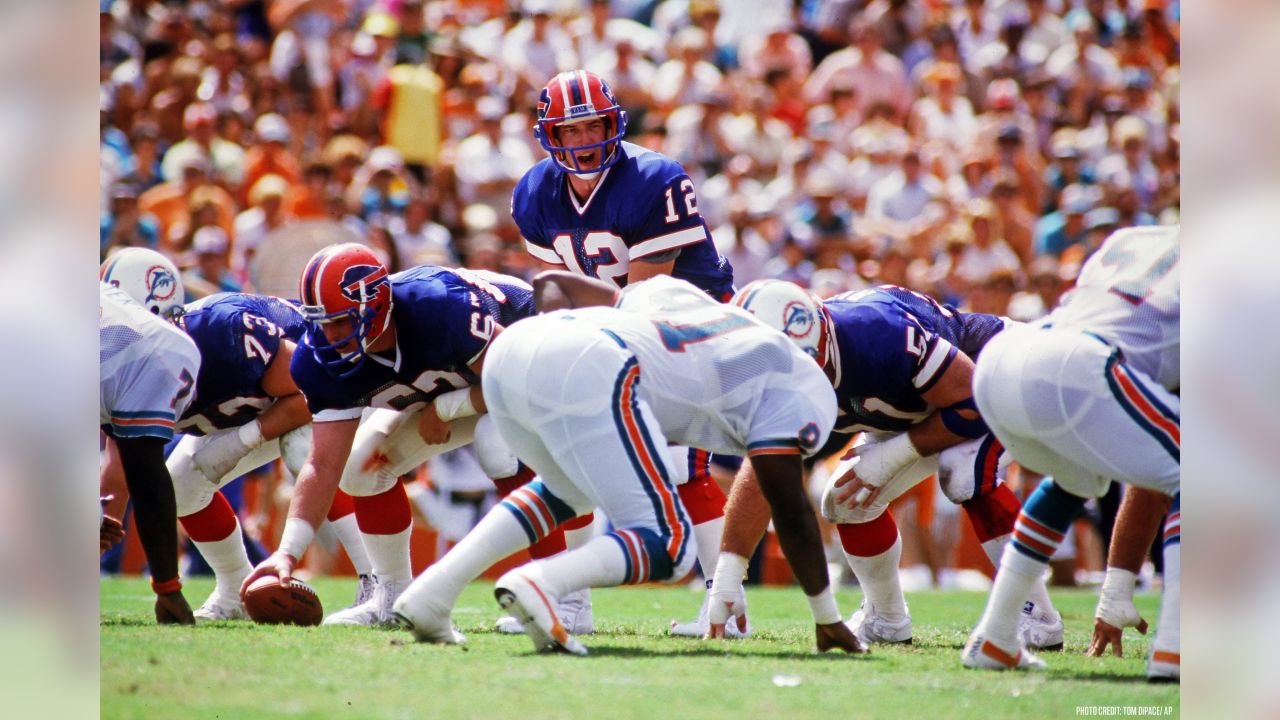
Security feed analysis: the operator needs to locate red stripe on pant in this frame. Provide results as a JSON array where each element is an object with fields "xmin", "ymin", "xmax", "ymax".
[
  {"xmin": 353, "ymin": 482, "xmax": 412, "ymax": 535},
  {"xmin": 179, "ymin": 491, "xmax": 238, "ymax": 543}
]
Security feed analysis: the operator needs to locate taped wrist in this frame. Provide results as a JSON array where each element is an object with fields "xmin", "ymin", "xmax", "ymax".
[
  {"xmin": 278, "ymin": 517, "xmax": 316, "ymax": 560},
  {"xmin": 434, "ymin": 388, "xmax": 478, "ymax": 422},
  {"xmin": 711, "ymin": 552, "xmax": 750, "ymax": 596},
  {"xmin": 939, "ymin": 397, "xmax": 989, "ymax": 439},
  {"xmin": 1095, "ymin": 567, "xmax": 1139, "ymax": 624},
  {"xmin": 238, "ymin": 419, "xmax": 265, "ymax": 448}
]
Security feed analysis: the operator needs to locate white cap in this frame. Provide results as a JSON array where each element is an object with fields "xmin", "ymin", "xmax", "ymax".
[
  {"xmin": 367, "ymin": 145, "xmax": 404, "ymax": 172},
  {"xmin": 193, "ymin": 226, "xmax": 229, "ymax": 254},
  {"xmin": 254, "ymin": 113, "xmax": 290, "ymax": 143}
]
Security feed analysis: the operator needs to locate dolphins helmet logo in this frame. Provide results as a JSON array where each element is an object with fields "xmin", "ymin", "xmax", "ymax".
[
  {"xmin": 145, "ymin": 264, "xmax": 177, "ymax": 305},
  {"xmin": 781, "ymin": 301, "xmax": 814, "ymax": 339}
]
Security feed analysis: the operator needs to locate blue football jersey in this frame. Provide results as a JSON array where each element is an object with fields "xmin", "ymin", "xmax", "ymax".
[
  {"xmin": 291, "ymin": 266, "xmax": 535, "ymax": 420},
  {"xmin": 512, "ymin": 141, "xmax": 734, "ymax": 299},
  {"xmin": 825, "ymin": 286, "xmax": 1006, "ymax": 434},
  {"xmin": 177, "ymin": 293, "xmax": 306, "ymax": 436}
]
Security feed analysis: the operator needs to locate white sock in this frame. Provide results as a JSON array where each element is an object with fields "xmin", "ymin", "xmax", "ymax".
[
  {"xmin": 692, "ymin": 515, "xmax": 724, "ymax": 585},
  {"xmin": 363, "ymin": 527, "xmax": 412, "ymax": 582},
  {"xmin": 192, "ymin": 521, "xmax": 252, "ymax": 601},
  {"xmin": 329, "ymin": 514, "xmax": 372, "ymax": 576},
  {"xmin": 518, "ymin": 535, "xmax": 629, "ymax": 599},
  {"xmin": 843, "ymin": 534, "xmax": 907, "ymax": 622},
  {"xmin": 976, "ymin": 548, "xmax": 1045, "ymax": 646},
  {"xmin": 403, "ymin": 504, "xmax": 532, "ymax": 611},
  {"xmin": 1154, "ymin": 540, "xmax": 1180, "ymax": 655},
  {"xmin": 982, "ymin": 533, "xmax": 1057, "ymax": 618}
]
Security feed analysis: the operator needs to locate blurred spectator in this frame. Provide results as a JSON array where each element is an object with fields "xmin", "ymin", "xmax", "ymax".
[
  {"xmin": 712, "ymin": 194, "xmax": 774, "ymax": 283},
  {"xmin": 101, "ymin": 181, "xmax": 160, "ymax": 259},
  {"xmin": 652, "ymin": 27, "xmax": 725, "ymax": 115},
  {"xmin": 1022, "ymin": 0, "xmax": 1070, "ymax": 58},
  {"xmin": 161, "ymin": 102, "xmax": 245, "ymax": 190},
  {"xmin": 738, "ymin": 16, "xmax": 812, "ymax": 83},
  {"xmin": 389, "ymin": 193, "xmax": 457, "ymax": 268},
  {"xmin": 198, "ymin": 34, "xmax": 250, "ymax": 115},
  {"xmin": 267, "ymin": 0, "xmax": 342, "ymax": 119},
  {"xmin": 788, "ymin": 171, "xmax": 851, "ymax": 256},
  {"xmin": 700, "ymin": 154, "xmax": 765, "ymax": 230},
  {"xmin": 501, "ymin": 0, "xmax": 577, "ymax": 97},
  {"xmin": 910, "ymin": 62, "xmax": 977, "ymax": 152},
  {"xmin": 453, "ymin": 97, "xmax": 533, "ymax": 209},
  {"xmin": 1035, "ymin": 182, "xmax": 1096, "ymax": 257},
  {"xmin": 371, "ymin": 58, "xmax": 444, "ymax": 182},
  {"xmin": 967, "ymin": 268, "xmax": 1018, "ymax": 315},
  {"xmin": 232, "ymin": 175, "xmax": 291, "ymax": 287},
  {"xmin": 805, "ymin": 18, "xmax": 910, "ymax": 118},
  {"xmin": 187, "ymin": 226, "xmax": 242, "ymax": 294},
  {"xmin": 866, "ymin": 147, "xmax": 945, "ymax": 232},
  {"xmin": 951, "ymin": 199, "xmax": 1021, "ymax": 286},
  {"xmin": 1008, "ymin": 254, "xmax": 1068, "ymax": 321},
  {"xmin": 241, "ymin": 113, "xmax": 301, "ymax": 203},
  {"xmin": 571, "ymin": 0, "xmax": 660, "ymax": 70},
  {"xmin": 1096, "ymin": 115, "xmax": 1160, "ymax": 211},
  {"xmin": 138, "ymin": 154, "xmax": 236, "ymax": 251},
  {"xmin": 349, "ymin": 146, "xmax": 414, "ymax": 224},
  {"xmin": 283, "ymin": 161, "xmax": 334, "ymax": 220},
  {"xmin": 1046, "ymin": 11, "xmax": 1122, "ymax": 91}
]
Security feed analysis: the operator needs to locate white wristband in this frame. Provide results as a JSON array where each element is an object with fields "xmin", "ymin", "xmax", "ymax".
[
  {"xmin": 806, "ymin": 585, "xmax": 841, "ymax": 625},
  {"xmin": 711, "ymin": 552, "xmax": 750, "ymax": 593},
  {"xmin": 278, "ymin": 517, "xmax": 315, "ymax": 560},
  {"xmin": 1099, "ymin": 567, "xmax": 1137, "ymax": 604},
  {"xmin": 434, "ymin": 388, "xmax": 478, "ymax": 422},
  {"xmin": 237, "ymin": 419, "xmax": 264, "ymax": 448}
]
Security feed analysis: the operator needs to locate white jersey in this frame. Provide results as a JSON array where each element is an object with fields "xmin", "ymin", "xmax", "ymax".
[
  {"xmin": 1045, "ymin": 226, "xmax": 1180, "ymax": 391},
  {"xmin": 563, "ymin": 276, "xmax": 837, "ymax": 457},
  {"xmin": 100, "ymin": 282, "xmax": 201, "ymax": 440}
]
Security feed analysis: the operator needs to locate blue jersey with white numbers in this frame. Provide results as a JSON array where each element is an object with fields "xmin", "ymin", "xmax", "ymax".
[
  {"xmin": 291, "ymin": 266, "xmax": 535, "ymax": 420},
  {"xmin": 825, "ymin": 286, "xmax": 1006, "ymax": 435},
  {"xmin": 177, "ymin": 293, "xmax": 305, "ymax": 436},
  {"xmin": 512, "ymin": 141, "xmax": 734, "ymax": 299}
]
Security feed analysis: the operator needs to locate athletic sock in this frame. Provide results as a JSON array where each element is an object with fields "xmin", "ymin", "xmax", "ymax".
[
  {"xmin": 1152, "ymin": 494, "xmax": 1180, "ymax": 661},
  {"xmin": 327, "ymin": 488, "xmax": 372, "ymax": 576},
  {"xmin": 974, "ymin": 480, "xmax": 1085, "ymax": 645},
  {"xmin": 837, "ymin": 511, "xmax": 907, "ymax": 622},
  {"xmin": 962, "ymin": 484, "xmax": 1059, "ymax": 618},
  {"xmin": 180, "ymin": 492, "xmax": 251, "ymax": 600},
  {"xmin": 516, "ymin": 535, "xmax": 630, "ymax": 599},
  {"xmin": 404, "ymin": 500, "xmax": 535, "ymax": 610},
  {"xmin": 353, "ymin": 483, "xmax": 413, "ymax": 582}
]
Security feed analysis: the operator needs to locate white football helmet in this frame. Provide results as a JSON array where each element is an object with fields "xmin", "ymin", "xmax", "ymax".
[
  {"xmin": 100, "ymin": 247, "xmax": 186, "ymax": 319},
  {"xmin": 731, "ymin": 279, "xmax": 831, "ymax": 366}
]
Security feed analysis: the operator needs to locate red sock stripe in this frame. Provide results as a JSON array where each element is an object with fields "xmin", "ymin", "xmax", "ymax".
[
  {"xmin": 837, "ymin": 512, "xmax": 899, "ymax": 557},
  {"xmin": 528, "ymin": 527, "xmax": 567, "ymax": 559},
  {"xmin": 1018, "ymin": 515, "xmax": 1065, "ymax": 544},
  {"xmin": 617, "ymin": 530, "xmax": 642, "ymax": 584},
  {"xmin": 326, "ymin": 488, "xmax": 356, "ymax": 522},
  {"xmin": 618, "ymin": 365, "xmax": 685, "ymax": 562},
  {"xmin": 962, "ymin": 484, "xmax": 1021, "ymax": 542},
  {"xmin": 628, "ymin": 531, "xmax": 650, "ymax": 583},
  {"xmin": 516, "ymin": 487, "xmax": 556, "ymax": 534},
  {"xmin": 676, "ymin": 472, "xmax": 726, "ymax": 525},
  {"xmin": 1113, "ymin": 363, "xmax": 1180, "ymax": 446},
  {"xmin": 1163, "ymin": 512, "xmax": 1181, "ymax": 540},
  {"xmin": 353, "ymin": 483, "xmax": 412, "ymax": 535},
  {"xmin": 506, "ymin": 490, "xmax": 550, "ymax": 537},
  {"xmin": 564, "ymin": 512, "xmax": 595, "ymax": 531},
  {"xmin": 179, "ymin": 491, "xmax": 239, "ymax": 543},
  {"xmin": 1013, "ymin": 528, "xmax": 1056, "ymax": 557}
]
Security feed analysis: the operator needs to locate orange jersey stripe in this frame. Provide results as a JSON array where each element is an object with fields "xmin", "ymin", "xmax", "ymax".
[{"xmin": 619, "ymin": 366, "xmax": 684, "ymax": 562}]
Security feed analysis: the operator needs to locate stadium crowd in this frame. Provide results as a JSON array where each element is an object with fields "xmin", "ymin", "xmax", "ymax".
[{"xmin": 100, "ymin": 0, "xmax": 1179, "ymax": 584}]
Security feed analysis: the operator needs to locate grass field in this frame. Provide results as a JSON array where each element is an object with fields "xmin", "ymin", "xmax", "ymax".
[{"xmin": 101, "ymin": 577, "xmax": 1178, "ymax": 720}]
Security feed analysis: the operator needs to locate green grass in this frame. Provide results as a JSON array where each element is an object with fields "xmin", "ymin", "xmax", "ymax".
[{"xmin": 101, "ymin": 577, "xmax": 1178, "ymax": 720}]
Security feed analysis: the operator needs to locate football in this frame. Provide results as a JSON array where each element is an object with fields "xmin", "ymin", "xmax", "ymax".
[{"xmin": 242, "ymin": 576, "xmax": 323, "ymax": 626}]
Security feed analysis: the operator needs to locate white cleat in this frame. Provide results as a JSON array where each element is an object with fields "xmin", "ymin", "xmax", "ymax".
[
  {"xmin": 352, "ymin": 573, "xmax": 376, "ymax": 607},
  {"xmin": 961, "ymin": 632, "xmax": 1047, "ymax": 671},
  {"xmin": 669, "ymin": 588, "xmax": 751, "ymax": 638},
  {"xmin": 322, "ymin": 574, "xmax": 407, "ymax": 627},
  {"xmin": 1019, "ymin": 606, "xmax": 1065, "ymax": 651},
  {"xmin": 1146, "ymin": 647, "xmax": 1180, "ymax": 683},
  {"xmin": 493, "ymin": 572, "xmax": 588, "ymax": 656},
  {"xmin": 496, "ymin": 588, "xmax": 594, "ymax": 635},
  {"xmin": 194, "ymin": 593, "xmax": 247, "ymax": 621},
  {"xmin": 391, "ymin": 593, "xmax": 466, "ymax": 645},
  {"xmin": 846, "ymin": 600, "xmax": 912, "ymax": 645}
]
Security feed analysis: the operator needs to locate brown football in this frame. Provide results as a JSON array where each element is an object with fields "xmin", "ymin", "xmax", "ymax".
[{"xmin": 243, "ymin": 576, "xmax": 323, "ymax": 626}]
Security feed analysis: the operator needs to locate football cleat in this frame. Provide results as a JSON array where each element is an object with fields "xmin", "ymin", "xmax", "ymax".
[
  {"xmin": 322, "ymin": 574, "xmax": 407, "ymax": 627},
  {"xmin": 194, "ymin": 593, "xmax": 248, "ymax": 622},
  {"xmin": 1019, "ymin": 606, "xmax": 1065, "ymax": 651},
  {"xmin": 670, "ymin": 589, "xmax": 751, "ymax": 638},
  {"xmin": 353, "ymin": 573, "xmax": 376, "ymax": 607},
  {"xmin": 846, "ymin": 600, "xmax": 912, "ymax": 645},
  {"xmin": 496, "ymin": 588, "xmax": 594, "ymax": 635},
  {"xmin": 494, "ymin": 572, "xmax": 588, "ymax": 656},
  {"xmin": 961, "ymin": 632, "xmax": 1047, "ymax": 671},
  {"xmin": 391, "ymin": 593, "xmax": 466, "ymax": 645},
  {"xmin": 1146, "ymin": 648, "xmax": 1180, "ymax": 683}
]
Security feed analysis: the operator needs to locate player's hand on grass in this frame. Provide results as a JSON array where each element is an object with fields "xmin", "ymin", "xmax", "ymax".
[
  {"xmin": 705, "ymin": 585, "xmax": 749, "ymax": 639},
  {"xmin": 815, "ymin": 621, "xmax": 867, "ymax": 654},
  {"xmin": 1087, "ymin": 606, "xmax": 1148, "ymax": 657},
  {"xmin": 155, "ymin": 591, "xmax": 195, "ymax": 625},
  {"xmin": 417, "ymin": 403, "xmax": 452, "ymax": 446},
  {"xmin": 241, "ymin": 551, "xmax": 297, "ymax": 599}
]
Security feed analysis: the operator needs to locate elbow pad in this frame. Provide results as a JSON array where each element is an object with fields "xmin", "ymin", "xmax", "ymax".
[{"xmin": 940, "ymin": 398, "xmax": 989, "ymax": 439}]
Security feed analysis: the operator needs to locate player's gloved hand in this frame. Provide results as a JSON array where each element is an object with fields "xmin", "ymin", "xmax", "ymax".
[
  {"xmin": 705, "ymin": 582, "xmax": 749, "ymax": 639},
  {"xmin": 194, "ymin": 421, "xmax": 263, "ymax": 484},
  {"xmin": 832, "ymin": 434, "xmax": 921, "ymax": 509},
  {"xmin": 815, "ymin": 621, "xmax": 867, "ymax": 654},
  {"xmin": 1087, "ymin": 568, "xmax": 1147, "ymax": 657},
  {"xmin": 240, "ymin": 551, "xmax": 298, "ymax": 599},
  {"xmin": 155, "ymin": 591, "xmax": 195, "ymax": 625},
  {"xmin": 417, "ymin": 403, "xmax": 452, "ymax": 446}
]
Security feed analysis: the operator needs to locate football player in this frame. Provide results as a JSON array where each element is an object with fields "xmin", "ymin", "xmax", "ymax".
[
  {"xmin": 102, "ymin": 248, "xmax": 374, "ymax": 621},
  {"xmin": 962, "ymin": 226, "xmax": 1179, "ymax": 681},
  {"xmin": 241, "ymin": 244, "xmax": 595, "ymax": 630},
  {"xmin": 99, "ymin": 256, "xmax": 200, "ymax": 624},
  {"xmin": 392, "ymin": 272, "xmax": 864, "ymax": 657},
  {"xmin": 1087, "ymin": 486, "xmax": 1173, "ymax": 659},
  {"xmin": 513, "ymin": 69, "xmax": 741, "ymax": 636},
  {"xmin": 710, "ymin": 280, "xmax": 1063, "ymax": 650}
]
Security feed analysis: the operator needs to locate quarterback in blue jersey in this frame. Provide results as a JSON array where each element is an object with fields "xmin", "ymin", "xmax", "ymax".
[
  {"xmin": 513, "ymin": 70, "xmax": 740, "ymax": 636},
  {"xmin": 711, "ymin": 281, "xmax": 1063, "ymax": 650},
  {"xmin": 163, "ymin": 292, "xmax": 373, "ymax": 621},
  {"xmin": 243, "ymin": 244, "xmax": 593, "ymax": 630}
]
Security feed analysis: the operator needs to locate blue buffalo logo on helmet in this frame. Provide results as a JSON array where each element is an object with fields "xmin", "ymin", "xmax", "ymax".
[
  {"xmin": 339, "ymin": 264, "xmax": 390, "ymax": 304},
  {"xmin": 146, "ymin": 264, "xmax": 178, "ymax": 305},
  {"xmin": 781, "ymin": 301, "xmax": 815, "ymax": 339}
]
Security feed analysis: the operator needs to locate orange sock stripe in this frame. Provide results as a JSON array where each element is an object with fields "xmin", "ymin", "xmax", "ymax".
[
  {"xmin": 617, "ymin": 531, "xmax": 641, "ymax": 584},
  {"xmin": 1013, "ymin": 529, "xmax": 1055, "ymax": 558},
  {"xmin": 507, "ymin": 493, "xmax": 549, "ymax": 538},
  {"xmin": 1018, "ymin": 515, "xmax": 1065, "ymax": 543},
  {"xmin": 514, "ymin": 487, "xmax": 556, "ymax": 532},
  {"xmin": 1152, "ymin": 650, "xmax": 1180, "ymax": 665}
]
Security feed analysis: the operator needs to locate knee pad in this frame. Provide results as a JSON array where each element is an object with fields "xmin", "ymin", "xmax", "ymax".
[
  {"xmin": 167, "ymin": 437, "xmax": 217, "ymax": 517},
  {"xmin": 473, "ymin": 414, "xmax": 520, "ymax": 480}
]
